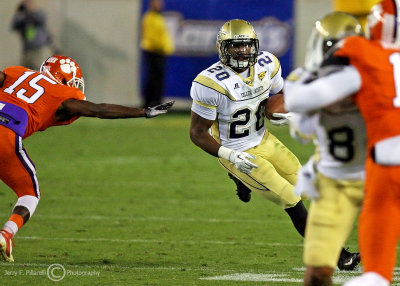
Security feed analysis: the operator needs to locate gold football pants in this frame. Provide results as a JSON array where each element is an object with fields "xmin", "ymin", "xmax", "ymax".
[
  {"xmin": 304, "ymin": 172, "xmax": 363, "ymax": 267},
  {"xmin": 219, "ymin": 131, "xmax": 302, "ymax": 209}
]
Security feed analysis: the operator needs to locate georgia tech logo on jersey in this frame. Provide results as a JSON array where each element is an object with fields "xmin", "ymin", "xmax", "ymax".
[{"xmin": 258, "ymin": 71, "xmax": 266, "ymax": 81}]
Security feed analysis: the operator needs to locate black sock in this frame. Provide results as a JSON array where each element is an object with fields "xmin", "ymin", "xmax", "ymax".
[{"xmin": 284, "ymin": 201, "xmax": 308, "ymax": 237}]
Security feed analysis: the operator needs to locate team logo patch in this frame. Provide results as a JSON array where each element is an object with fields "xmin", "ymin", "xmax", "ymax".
[{"xmin": 258, "ymin": 71, "xmax": 266, "ymax": 81}]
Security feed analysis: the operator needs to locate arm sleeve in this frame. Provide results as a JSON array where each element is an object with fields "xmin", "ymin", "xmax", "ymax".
[
  {"xmin": 284, "ymin": 65, "xmax": 361, "ymax": 113},
  {"xmin": 190, "ymin": 82, "xmax": 220, "ymax": 120}
]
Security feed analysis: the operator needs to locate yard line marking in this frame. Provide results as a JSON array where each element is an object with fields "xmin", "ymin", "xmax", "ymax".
[
  {"xmin": 0, "ymin": 262, "xmax": 235, "ymax": 272},
  {"xmin": 0, "ymin": 213, "xmax": 278, "ymax": 224},
  {"xmin": 16, "ymin": 235, "xmax": 304, "ymax": 246},
  {"xmin": 200, "ymin": 273, "xmax": 303, "ymax": 282}
]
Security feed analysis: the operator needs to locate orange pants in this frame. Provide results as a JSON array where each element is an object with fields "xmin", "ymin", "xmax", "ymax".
[
  {"xmin": 0, "ymin": 125, "xmax": 40, "ymax": 198},
  {"xmin": 359, "ymin": 157, "xmax": 400, "ymax": 282}
]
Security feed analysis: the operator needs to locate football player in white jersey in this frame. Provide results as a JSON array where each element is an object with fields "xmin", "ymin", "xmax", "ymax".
[
  {"xmin": 284, "ymin": 12, "xmax": 365, "ymax": 285},
  {"xmin": 189, "ymin": 19, "xmax": 359, "ymax": 270}
]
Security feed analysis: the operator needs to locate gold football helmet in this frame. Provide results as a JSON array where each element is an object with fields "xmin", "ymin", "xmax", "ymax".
[
  {"xmin": 304, "ymin": 11, "xmax": 363, "ymax": 71},
  {"xmin": 216, "ymin": 19, "xmax": 259, "ymax": 70}
]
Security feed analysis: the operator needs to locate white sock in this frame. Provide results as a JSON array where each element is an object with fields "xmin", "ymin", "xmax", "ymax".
[
  {"xmin": 3, "ymin": 221, "xmax": 18, "ymax": 236},
  {"xmin": 14, "ymin": 195, "xmax": 39, "ymax": 216}
]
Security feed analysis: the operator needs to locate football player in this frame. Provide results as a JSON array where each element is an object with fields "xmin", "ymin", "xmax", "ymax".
[
  {"xmin": 285, "ymin": 0, "xmax": 400, "ymax": 284},
  {"xmin": 189, "ymin": 19, "xmax": 359, "ymax": 270},
  {"xmin": 0, "ymin": 55, "xmax": 174, "ymax": 262},
  {"xmin": 284, "ymin": 12, "xmax": 365, "ymax": 286}
]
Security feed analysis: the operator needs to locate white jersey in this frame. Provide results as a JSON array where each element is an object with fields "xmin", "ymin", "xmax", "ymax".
[
  {"xmin": 190, "ymin": 51, "xmax": 283, "ymax": 151},
  {"xmin": 287, "ymin": 68, "xmax": 366, "ymax": 180}
]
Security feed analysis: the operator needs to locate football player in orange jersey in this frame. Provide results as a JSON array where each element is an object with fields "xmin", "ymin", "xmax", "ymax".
[
  {"xmin": 284, "ymin": 0, "xmax": 400, "ymax": 285},
  {"xmin": 0, "ymin": 55, "xmax": 174, "ymax": 262}
]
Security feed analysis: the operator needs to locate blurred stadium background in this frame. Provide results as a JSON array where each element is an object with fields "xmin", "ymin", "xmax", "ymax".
[{"xmin": 0, "ymin": 0, "xmax": 338, "ymax": 109}]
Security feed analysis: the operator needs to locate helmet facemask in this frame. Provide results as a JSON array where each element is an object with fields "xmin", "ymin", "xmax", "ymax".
[
  {"xmin": 216, "ymin": 19, "xmax": 259, "ymax": 71},
  {"xmin": 220, "ymin": 39, "xmax": 259, "ymax": 69},
  {"xmin": 66, "ymin": 76, "xmax": 85, "ymax": 93}
]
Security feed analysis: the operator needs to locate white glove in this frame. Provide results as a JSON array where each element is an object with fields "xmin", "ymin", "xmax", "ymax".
[
  {"xmin": 294, "ymin": 157, "xmax": 319, "ymax": 200},
  {"xmin": 145, "ymin": 101, "xmax": 175, "ymax": 118},
  {"xmin": 218, "ymin": 146, "xmax": 258, "ymax": 174},
  {"xmin": 270, "ymin": 112, "xmax": 293, "ymax": 126}
]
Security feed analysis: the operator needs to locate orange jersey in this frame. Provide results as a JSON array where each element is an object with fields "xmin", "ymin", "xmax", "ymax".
[
  {"xmin": 335, "ymin": 36, "xmax": 400, "ymax": 150},
  {"xmin": 0, "ymin": 66, "xmax": 85, "ymax": 138}
]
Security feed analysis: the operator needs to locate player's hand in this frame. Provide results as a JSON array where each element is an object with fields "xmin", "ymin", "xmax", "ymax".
[
  {"xmin": 270, "ymin": 112, "xmax": 293, "ymax": 126},
  {"xmin": 218, "ymin": 146, "xmax": 258, "ymax": 174},
  {"xmin": 229, "ymin": 150, "xmax": 258, "ymax": 174},
  {"xmin": 294, "ymin": 157, "xmax": 319, "ymax": 200},
  {"xmin": 145, "ymin": 101, "xmax": 175, "ymax": 118}
]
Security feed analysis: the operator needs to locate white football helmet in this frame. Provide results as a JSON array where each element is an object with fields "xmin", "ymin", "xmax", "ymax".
[
  {"xmin": 216, "ymin": 19, "xmax": 259, "ymax": 70},
  {"xmin": 304, "ymin": 11, "xmax": 363, "ymax": 71},
  {"xmin": 40, "ymin": 55, "xmax": 85, "ymax": 93}
]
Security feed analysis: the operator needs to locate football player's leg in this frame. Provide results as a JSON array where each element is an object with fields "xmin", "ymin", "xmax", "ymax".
[
  {"xmin": 220, "ymin": 153, "xmax": 306, "ymax": 236},
  {"xmin": 358, "ymin": 162, "xmax": 400, "ymax": 282},
  {"xmin": 303, "ymin": 174, "xmax": 363, "ymax": 285},
  {"xmin": 284, "ymin": 201, "xmax": 308, "ymax": 237},
  {"xmin": 0, "ymin": 131, "xmax": 40, "ymax": 261},
  {"xmin": 227, "ymin": 173, "xmax": 252, "ymax": 203},
  {"xmin": 255, "ymin": 132, "xmax": 302, "ymax": 186}
]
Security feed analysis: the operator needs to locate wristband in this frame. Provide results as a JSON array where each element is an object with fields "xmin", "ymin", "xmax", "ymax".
[{"xmin": 218, "ymin": 146, "xmax": 232, "ymax": 161}]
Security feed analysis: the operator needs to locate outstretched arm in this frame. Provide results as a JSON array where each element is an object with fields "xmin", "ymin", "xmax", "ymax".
[{"xmin": 57, "ymin": 99, "xmax": 174, "ymax": 120}]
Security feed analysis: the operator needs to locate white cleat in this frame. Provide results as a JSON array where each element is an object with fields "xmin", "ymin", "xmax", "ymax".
[{"xmin": 0, "ymin": 230, "xmax": 14, "ymax": 262}]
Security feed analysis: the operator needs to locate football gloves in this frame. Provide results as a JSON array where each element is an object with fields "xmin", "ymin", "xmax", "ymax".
[
  {"xmin": 145, "ymin": 101, "xmax": 175, "ymax": 118},
  {"xmin": 218, "ymin": 146, "xmax": 258, "ymax": 174},
  {"xmin": 270, "ymin": 112, "xmax": 293, "ymax": 126},
  {"xmin": 294, "ymin": 157, "xmax": 319, "ymax": 200}
]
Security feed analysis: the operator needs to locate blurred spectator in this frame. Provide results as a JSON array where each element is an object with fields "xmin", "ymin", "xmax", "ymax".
[
  {"xmin": 11, "ymin": 0, "xmax": 53, "ymax": 70},
  {"xmin": 140, "ymin": 0, "xmax": 174, "ymax": 107}
]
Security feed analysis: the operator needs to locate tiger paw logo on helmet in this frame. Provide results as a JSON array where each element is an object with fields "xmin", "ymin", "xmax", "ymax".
[{"xmin": 59, "ymin": 59, "xmax": 77, "ymax": 74}]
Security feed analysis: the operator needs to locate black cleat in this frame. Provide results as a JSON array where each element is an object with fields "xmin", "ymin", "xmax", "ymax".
[
  {"xmin": 337, "ymin": 249, "xmax": 361, "ymax": 271},
  {"xmin": 228, "ymin": 173, "xmax": 252, "ymax": 203}
]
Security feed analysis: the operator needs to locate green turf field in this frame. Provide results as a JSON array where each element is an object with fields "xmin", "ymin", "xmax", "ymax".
[{"xmin": 0, "ymin": 112, "xmax": 381, "ymax": 285}]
